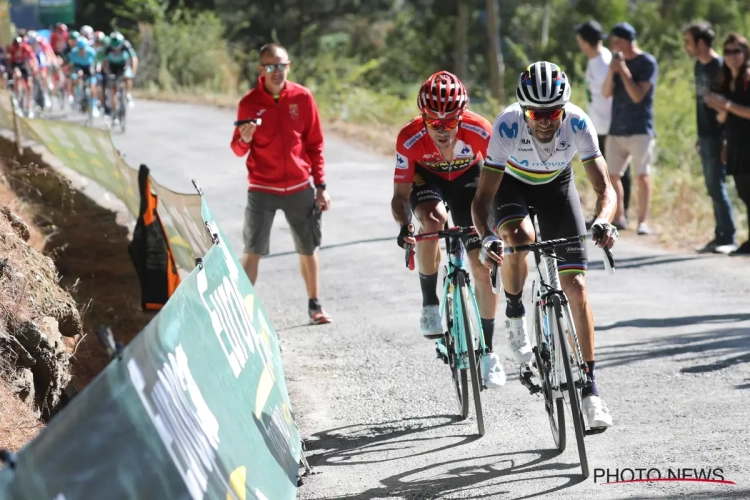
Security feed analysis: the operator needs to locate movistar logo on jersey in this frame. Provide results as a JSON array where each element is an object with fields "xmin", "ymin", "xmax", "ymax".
[
  {"xmin": 498, "ymin": 122, "xmax": 518, "ymax": 139},
  {"xmin": 460, "ymin": 145, "xmax": 471, "ymax": 155},
  {"xmin": 509, "ymin": 155, "xmax": 529, "ymax": 167},
  {"xmin": 570, "ymin": 117, "xmax": 586, "ymax": 134}
]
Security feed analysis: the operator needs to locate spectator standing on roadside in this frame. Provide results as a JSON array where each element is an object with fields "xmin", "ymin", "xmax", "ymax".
[
  {"xmin": 704, "ymin": 33, "xmax": 750, "ymax": 255},
  {"xmin": 575, "ymin": 20, "xmax": 632, "ymax": 228},
  {"xmin": 602, "ymin": 22, "xmax": 658, "ymax": 235},
  {"xmin": 231, "ymin": 43, "xmax": 334, "ymax": 323},
  {"xmin": 683, "ymin": 22, "xmax": 737, "ymax": 254}
]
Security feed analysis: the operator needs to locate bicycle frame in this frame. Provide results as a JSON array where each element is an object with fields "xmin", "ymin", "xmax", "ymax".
[
  {"xmin": 529, "ymin": 241, "xmax": 588, "ymax": 403},
  {"xmin": 436, "ymin": 233, "xmax": 487, "ymax": 370}
]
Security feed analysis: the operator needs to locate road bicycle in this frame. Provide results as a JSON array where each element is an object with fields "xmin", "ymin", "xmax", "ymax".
[
  {"xmin": 490, "ymin": 206, "xmax": 615, "ymax": 478},
  {"xmin": 106, "ymin": 74, "xmax": 127, "ymax": 133},
  {"xmin": 405, "ymin": 221, "xmax": 487, "ymax": 436}
]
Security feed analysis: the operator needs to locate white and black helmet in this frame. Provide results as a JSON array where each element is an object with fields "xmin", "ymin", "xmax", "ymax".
[{"xmin": 516, "ymin": 61, "xmax": 571, "ymax": 108}]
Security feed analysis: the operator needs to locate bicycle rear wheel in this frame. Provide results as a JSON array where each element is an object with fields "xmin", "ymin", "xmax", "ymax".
[
  {"xmin": 458, "ymin": 272, "xmax": 484, "ymax": 436},
  {"xmin": 552, "ymin": 294, "xmax": 588, "ymax": 478},
  {"xmin": 532, "ymin": 297, "xmax": 565, "ymax": 452}
]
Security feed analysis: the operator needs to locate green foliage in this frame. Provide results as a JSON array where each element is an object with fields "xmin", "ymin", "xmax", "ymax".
[{"xmin": 75, "ymin": 0, "xmax": 750, "ymax": 238}]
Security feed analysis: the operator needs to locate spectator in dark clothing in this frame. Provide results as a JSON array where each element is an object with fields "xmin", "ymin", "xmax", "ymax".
[
  {"xmin": 683, "ymin": 22, "xmax": 737, "ymax": 254},
  {"xmin": 574, "ymin": 19, "xmax": 633, "ymax": 228},
  {"xmin": 704, "ymin": 33, "xmax": 750, "ymax": 255},
  {"xmin": 602, "ymin": 22, "xmax": 658, "ymax": 236}
]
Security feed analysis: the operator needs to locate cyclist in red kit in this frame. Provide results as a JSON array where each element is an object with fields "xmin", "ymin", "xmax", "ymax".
[{"xmin": 391, "ymin": 70, "xmax": 505, "ymax": 389}]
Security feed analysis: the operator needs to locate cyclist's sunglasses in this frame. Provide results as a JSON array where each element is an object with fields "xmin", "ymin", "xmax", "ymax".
[
  {"xmin": 524, "ymin": 107, "xmax": 564, "ymax": 121},
  {"xmin": 423, "ymin": 115, "xmax": 462, "ymax": 131},
  {"xmin": 263, "ymin": 63, "xmax": 290, "ymax": 73}
]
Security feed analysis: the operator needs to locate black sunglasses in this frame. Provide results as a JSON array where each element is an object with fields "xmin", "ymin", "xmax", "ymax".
[
  {"xmin": 724, "ymin": 48, "xmax": 744, "ymax": 55},
  {"xmin": 262, "ymin": 63, "xmax": 290, "ymax": 73}
]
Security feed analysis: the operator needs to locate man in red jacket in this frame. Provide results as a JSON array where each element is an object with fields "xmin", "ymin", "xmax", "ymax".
[{"xmin": 231, "ymin": 43, "xmax": 332, "ymax": 324}]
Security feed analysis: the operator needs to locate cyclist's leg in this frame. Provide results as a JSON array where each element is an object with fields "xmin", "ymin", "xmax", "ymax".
[
  {"xmin": 492, "ymin": 174, "xmax": 534, "ymax": 363},
  {"xmin": 410, "ymin": 167, "xmax": 448, "ymax": 336},
  {"xmin": 532, "ymin": 168, "xmax": 590, "ymax": 358},
  {"xmin": 446, "ymin": 165, "xmax": 496, "ymax": 335},
  {"xmin": 450, "ymin": 165, "xmax": 505, "ymax": 387}
]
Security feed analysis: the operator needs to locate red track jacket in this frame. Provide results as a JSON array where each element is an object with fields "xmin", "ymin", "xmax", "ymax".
[{"xmin": 231, "ymin": 76, "xmax": 325, "ymax": 195}]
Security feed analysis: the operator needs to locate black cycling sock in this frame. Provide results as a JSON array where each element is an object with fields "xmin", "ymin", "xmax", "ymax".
[
  {"xmin": 419, "ymin": 272, "xmax": 440, "ymax": 307},
  {"xmin": 505, "ymin": 290, "xmax": 525, "ymax": 318},
  {"xmin": 481, "ymin": 317, "xmax": 495, "ymax": 351},
  {"xmin": 582, "ymin": 360, "xmax": 599, "ymax": 398},
  {"xmin": 308, "ymin": 298, "xmax": 321, "ymax": 311}
]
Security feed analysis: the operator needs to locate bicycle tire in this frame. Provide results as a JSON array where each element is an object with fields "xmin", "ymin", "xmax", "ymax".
[
  {"xmin": 458, "ymin": 271, "xmax": 484, "ymax": 436},
  {"xmin": 552, "ymin": 295, "xmax": 589, "ymax": 478},
  {"xmin": 533, "ymin": 299, "xmax": 565, "ymax": 452},
  {"xmin": 445, "ymin": 293, "xmax": 470, "ymax": 419}
]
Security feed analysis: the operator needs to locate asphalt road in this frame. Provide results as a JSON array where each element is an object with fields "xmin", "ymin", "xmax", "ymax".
[{"xmin": 96, "ymin": 100, "xmax": 750, "ymax": 499}]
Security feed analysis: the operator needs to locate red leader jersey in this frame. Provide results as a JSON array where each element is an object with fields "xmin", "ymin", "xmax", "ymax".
[
  {"xmin": 394, "ymin": 110, "xmax": 492, "ymax": 183},
  {"xmin": 231, "ymin": 76, "xmax": 325, "ymax": 195}
]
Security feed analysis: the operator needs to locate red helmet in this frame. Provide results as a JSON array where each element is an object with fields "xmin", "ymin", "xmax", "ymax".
[{"xmin": 417, "ymin": 71, "xmax": 468, "ymax": 119}]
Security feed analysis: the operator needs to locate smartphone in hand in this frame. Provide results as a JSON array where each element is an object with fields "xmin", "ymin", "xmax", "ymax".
[{"xmin": 234, "ymin": 118, "xmax": 262, "ymax": 126}]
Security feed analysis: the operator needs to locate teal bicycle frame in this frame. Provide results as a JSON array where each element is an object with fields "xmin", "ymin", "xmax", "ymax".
[
  {"xmin": 406, "ymin": 223, "xmax": 487, "ymax": 435},
  {"xmin": 436, "ymin": 234, "xmax": 487, "ymax": 370}
]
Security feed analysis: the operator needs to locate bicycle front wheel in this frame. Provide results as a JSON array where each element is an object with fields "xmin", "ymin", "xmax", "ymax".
[
  {"xmin": 552, "ymin": 294, "xmax": 588, "ymax": 478},
  {"xmin": 533, "ymin": 297, "xmax": 565, "ymax": 452},
  {"xmin": 444, "ymin": 293, "xmax": 469, "ymax": 419},
  {"xmin": 457, "ymin": 272, "xmax": 484, "ymax": 436}
]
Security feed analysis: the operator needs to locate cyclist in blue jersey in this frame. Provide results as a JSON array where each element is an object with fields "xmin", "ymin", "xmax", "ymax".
[
  {"xmin": 472, "ymin": 61, "xmax": 619, "ymax": 430},
  {"xmin": 67, "ymin": 37, "xmax": 99, "ymax": 116}
]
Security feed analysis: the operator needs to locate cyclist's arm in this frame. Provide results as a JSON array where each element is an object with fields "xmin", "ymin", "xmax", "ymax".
[
  {"xmin": 471, "ymin": 163, "xmax": 503, "ymax": 239},
  {"xmin": 472, "ymin": 116, "xmax": 510, "ymax": 238},
  {"xmin": 392, "ymin": 144, "xmax": 415, "ymax": 226},
  {"xmin": 391, "ymin": 182, "xmax": 412, "ymax": 227},
  {"xmin": 576, "ymin": 115, "xmax": 616, "ymax": 223},
  {"xmin": 583, "ymin": 156, "xmax": 616, "ymax": 224}
]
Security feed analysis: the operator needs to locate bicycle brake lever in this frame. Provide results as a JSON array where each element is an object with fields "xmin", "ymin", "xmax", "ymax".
[
  {"xmin": 490, "ymin": 263, "xmax": 501, "ymax": 294},
  {"xmin": 603, "ymin": 247, "xmax": 616, "ymax": 275},
  {"xmin": 405, "ymin": 243, "xmax": 415, "ymax": 270}
]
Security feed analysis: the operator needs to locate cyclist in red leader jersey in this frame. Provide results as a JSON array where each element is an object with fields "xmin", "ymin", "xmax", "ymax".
[{"xmin": 392, "ymin": 70, "xmax": 505, "ymax": 389}]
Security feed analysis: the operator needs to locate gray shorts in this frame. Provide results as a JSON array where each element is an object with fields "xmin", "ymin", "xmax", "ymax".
[{"xmin": 243, "ymin": 187, "xmax": 322, "ymax": 256}]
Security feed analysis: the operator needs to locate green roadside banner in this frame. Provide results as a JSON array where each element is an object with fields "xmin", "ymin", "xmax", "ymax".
[
  {"xmin": 0, "ymin": 194, "xmax": 302, "ymax": 500},
  {"xmin": 15, "ymin": 114, "xmax": 210, "ymax": 270},
  {"xmin": 151, "ymin": 180, "xmax": 212, "ymax": 271}
]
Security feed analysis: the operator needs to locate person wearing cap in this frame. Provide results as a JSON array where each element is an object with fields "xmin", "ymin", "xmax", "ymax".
[
  {"xmin": 575, "ymin": 20, "xmax": 632, "ymax": 229},
  {"xmin": 602, "ymin": 22, "xmax": 658, "ymax": 236}
]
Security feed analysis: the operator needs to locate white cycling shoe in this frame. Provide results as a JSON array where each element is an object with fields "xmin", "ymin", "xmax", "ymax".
[
  {"xmin": 582, "ymin": 394, "xmax": 613, "ymax": 428},
  {"xmin": 419, "ymin": 305, "xmax": 443, "ymax": 338},
  {"xmin": 481, "ymin": 352, "xmax": 506, "ymax": 389},
  {"xmin": 504, "ymin": 317, "xmax": 532, "ymax": 364}
]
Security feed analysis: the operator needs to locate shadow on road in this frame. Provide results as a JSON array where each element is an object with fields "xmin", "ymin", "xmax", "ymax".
[
  {"xmin": 305, "ymin": 415, "xmax": 478, "ymax": 468},
  {"xmin": 598, "ymin": 325, "xmax": 750, "ymax": 372},
  {"xmin": 597, "ymin": 313, "xmax": 750, "ymax": 331},
  {"xmin": 266, "ymin": 236, "xmax": 393, "ymax": 258},
  {"xmin": 588, "ymin": 253, "xmax": 700, "ymax": 271},
  {"xmin": 321, "ymin": 448, "xmax": 584, "ymax": 499}
]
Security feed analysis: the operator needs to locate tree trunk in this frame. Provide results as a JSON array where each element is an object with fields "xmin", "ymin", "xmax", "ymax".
[
  {"xmin": 454, "ymin": 0, "xmax": 469, "ymax": 80},
  {"xmin": 541, "ymin": 0, "xmax": 550, "ymax": 49},
  {"xmin": 486, "ymin": 0, "xmax": 504, "ymax": 103}
]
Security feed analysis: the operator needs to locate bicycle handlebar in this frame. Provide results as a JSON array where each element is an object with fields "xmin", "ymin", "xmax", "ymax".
[
  {"xmin": 489, "ymin": 232, "xmax": 616, "ymax": 291},
  {"xmin": 404, "ymin": 226, "xmax": 476, "ymax": 271}
]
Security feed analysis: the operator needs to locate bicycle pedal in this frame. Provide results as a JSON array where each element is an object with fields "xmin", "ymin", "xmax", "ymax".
[{"xmin": 585, "ymin": 427, "xmax": 607, "ymax": 436}]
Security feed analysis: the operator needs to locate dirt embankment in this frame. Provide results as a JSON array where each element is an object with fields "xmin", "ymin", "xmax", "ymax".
[{"xmin": 0, "ymin": 139, "xmax": 153, "ymax": 451}]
